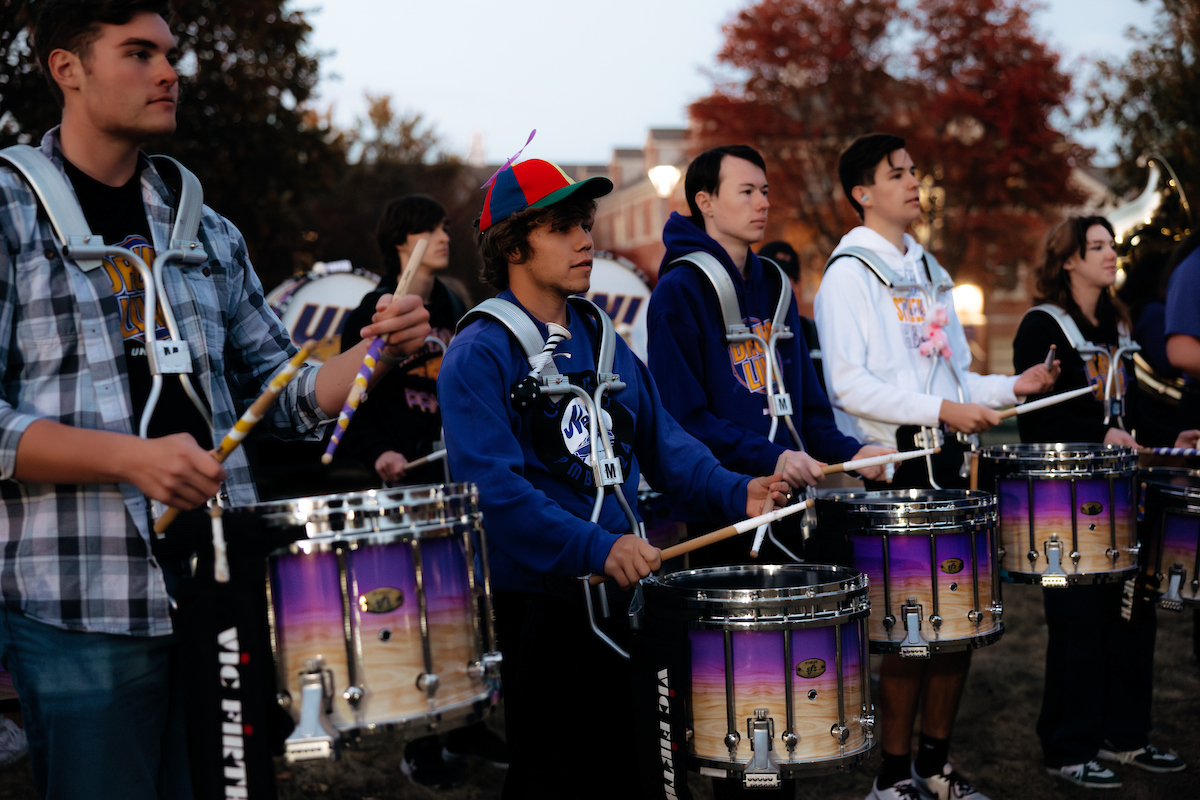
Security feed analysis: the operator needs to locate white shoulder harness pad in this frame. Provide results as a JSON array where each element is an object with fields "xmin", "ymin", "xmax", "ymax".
[
  {"xmin": 1024, "ymin": 304, "xmax": 1133, "ymax": 356},
  {"xmin": 0, "ymin": 145, "xmax": 206, "ymax": 270},
  {"xmin": 669, "ymin": 250, "xmax": 792, "ymax": 339},
  {"xmin": 457, "ymin": 296, "xmax": 617, "ymax": 377},
  {"xmin": 826, "ymin": 245, "xmax": 955, "ymax": 294}
]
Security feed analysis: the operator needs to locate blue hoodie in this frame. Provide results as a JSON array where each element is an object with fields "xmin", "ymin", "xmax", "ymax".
[
  {"xmin": 438, "ymin": 289, "xmax": 751, "ymax": 594},
  {"xmin": 648, "ymin": 212, "xmax": 860, "ymax": 503}
]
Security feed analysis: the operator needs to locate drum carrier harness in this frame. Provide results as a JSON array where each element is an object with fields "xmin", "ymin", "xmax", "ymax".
[
  {"xmin": 669, "ymin": 251, "xmax": 809, "ymax": 559},
  {"xmin": 1022, "ymin": 304, "xmax": 1141, "ymax": 430},
  {"xmin": 825, "ymin": 246, "xmax": 974, "ymax": 488},
  {"xmin": 0, "ymin": 145, "xmax": 218, "ymax": 501},
  {"xmin": 458, "ymin": 296, "xmax": 646, "ymax": 658}
]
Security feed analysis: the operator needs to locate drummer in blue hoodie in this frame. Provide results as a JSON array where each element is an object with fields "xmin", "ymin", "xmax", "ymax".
[
  {"xmin": 437, "ymin": 155, "xmax": 788, "ymax": 799},
  {"xmin": 647, "ymin": 145, "xmax": 893, "ymax": 565}
]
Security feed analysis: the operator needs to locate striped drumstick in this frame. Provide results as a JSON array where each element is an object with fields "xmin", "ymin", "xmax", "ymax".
[
  {"xmin": 154, "ymin": 340, "xmax": 315, "ymax": 534},
  {"xmin": 1140, "ymin": 446, "xmax": 1200, "ymax": 457},
  {"xmin": 321, "ymin": 239, "xmax": 428, "ymax": 465}
]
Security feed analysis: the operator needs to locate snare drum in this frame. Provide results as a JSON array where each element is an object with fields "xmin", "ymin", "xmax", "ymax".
[
  {"xmin": 815, "ymin": 490, "xmax": 1002, "ymax": 658},
  {"xmin": 979, "ymin": 443, "xmax": 1138, "ymax": 587},
  {"xmin": 1138, "ymin": 467, "xmax": 1200, "ymax": 610},
  {"xmin": 637, "ymin": 565, "xmax": 874, "ymax": 790},
  {"xmin": 258, "ymin": 484, "xmax": 500, "ymax": 759}
]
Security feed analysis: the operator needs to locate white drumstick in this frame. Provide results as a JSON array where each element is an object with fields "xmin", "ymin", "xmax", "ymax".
[
  {"xmin": 822, "ymin": 446, "xmax": 941, "ymax": 475},
  {"xmin": 750, "ymin": 453, "xmax": 788, "ymax": 558},
  {"xmin": 393, "ymin": 238, "xmax": 429, "ymax": 298},
  {"xmin": 1043, "ymin": 345, "xmax": 1056, "ymax": 370},
  {"xmin": 997, "ymin": 385, "xmax": 1095, "ymax": 419},
  {"xmin": 405, "ymin": 448, "xmax": 447, "ymax": 469}
]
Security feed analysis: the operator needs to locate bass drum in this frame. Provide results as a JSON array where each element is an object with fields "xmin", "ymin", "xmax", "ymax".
[
  {"xmin": 584, "ymin": 254, "xmax": 651, "ymax": 362},
  {"xmin": 267, "ymin": 260, "xmax": 379, "ymax": 363}
]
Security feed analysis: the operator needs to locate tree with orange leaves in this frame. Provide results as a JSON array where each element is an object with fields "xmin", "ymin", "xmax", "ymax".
[{"xmin": 690, "ymin": 0, "xmax": 1086, "ymax": 286}]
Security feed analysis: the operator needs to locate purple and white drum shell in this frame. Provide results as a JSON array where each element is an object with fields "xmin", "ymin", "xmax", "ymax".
[
  {"xmin": 262, "ymin": 485, "xmax": 490, "ymax": 732},
  {"xmin": 1139, "ymin": 468, "xmax": 1200, "ymax": 607},
  {"xmin": 265, "ymin": 263, "xmax": 378, "ymax": 364},
  {"xmin": 981, "ymin": 443, "xmax": 1138, "ymax": 584},
  {"xmin": 654, "ymin": 564, "xmax": 874, "ymax": 772},
  {"xmin": 815, "ymin": 490, "xmax": 1001, "ymax": 655}
]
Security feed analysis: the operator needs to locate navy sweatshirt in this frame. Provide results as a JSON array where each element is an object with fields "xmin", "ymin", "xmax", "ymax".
[
  {"xmin": 438, "ymin": 289, "xmax": 751, "ymax": 594},
  {"xmin": 647, "ymin": 213, "xmax": 860, "ymax": 506}
]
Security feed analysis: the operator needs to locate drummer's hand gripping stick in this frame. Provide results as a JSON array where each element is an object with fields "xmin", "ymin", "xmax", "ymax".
[
  {"xmin": 322, "ymin": 238, "xmax": 428, "ymax": 464},
  {"xmin": 154, "ymin": 341, "xmax": 316, "ymax": 534}
]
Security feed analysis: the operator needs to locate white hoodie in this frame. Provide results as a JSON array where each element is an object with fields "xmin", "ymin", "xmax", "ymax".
[{"xmin": 814, "ymin": 226, "xmax": 1019, "ymax": 449}]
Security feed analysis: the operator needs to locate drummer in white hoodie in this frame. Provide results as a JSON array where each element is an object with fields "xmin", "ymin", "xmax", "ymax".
[{"xmin": 814, "ymin": 133, "xmax": 1057, "ymax": 800}]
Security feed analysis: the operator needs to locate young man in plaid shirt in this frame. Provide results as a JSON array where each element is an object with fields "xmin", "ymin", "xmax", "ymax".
[{"xmin": 0, "ymin": 2, "xmax": 429, "ymax": 797}]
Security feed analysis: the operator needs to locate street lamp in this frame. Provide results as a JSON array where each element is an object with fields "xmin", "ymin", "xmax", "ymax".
[{"xmin": 648, "ymin": 165, "xmax": 681, "ymax": 199}]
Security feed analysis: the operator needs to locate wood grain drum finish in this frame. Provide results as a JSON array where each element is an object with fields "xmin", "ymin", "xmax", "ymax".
[
  {"xmin": 347, "ymin": 536, "xmax": 479, "ymax": 726},
  {"xmin": 852, "ymin": 530, "xmax": 997, "ymax": 645},
  {"xmin": 690, "ymin": 626, "xmax": 865, "ymax": 765},
  {"xmin": 271, "ymin": 550, "xmax": 354, "ymax": 728},
  {"xmin": 1139, "ymin": 469, "xmax": 1200, "ymax": 608},
  {"xmin": 995, "ymin": 477, "xmax": 1136, "ymax": 577}
]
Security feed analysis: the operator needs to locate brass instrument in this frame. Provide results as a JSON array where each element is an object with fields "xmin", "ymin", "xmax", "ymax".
[{"xmin": 1108, "ymin": 154, "xmax": 1193, "ymax": 267}]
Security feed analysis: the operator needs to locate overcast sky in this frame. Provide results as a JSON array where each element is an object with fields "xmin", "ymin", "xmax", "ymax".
[{"xmin": 303, "ymin": 0, "xmax": 1154, "ymax": 165}]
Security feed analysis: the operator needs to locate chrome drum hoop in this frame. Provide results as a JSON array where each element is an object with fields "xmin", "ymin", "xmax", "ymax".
[
  {"xmin": 980, "ymin": 443, "xmax": 1137, "ymax": 478},
  {"xmin": 246, "ymin": 483, "xmax": 479, "ymax": 540},
  {"xmin": 650, "ymin": 565, "xmax": 870, "ymax": 629},
  {"xmin": 1140, "ymin": 467, "xmax": 1200, "ymax": 511},
  {"xmin": 815, "ymin": 489, "xmax": 996, "ymax": 534},
  {"xmin": 276, "ymin": 514, "xmax": 485, "ymax": 555}
]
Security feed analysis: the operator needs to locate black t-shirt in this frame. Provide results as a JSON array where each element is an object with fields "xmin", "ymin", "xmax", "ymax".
[
  {"xmin": 63, "ymin": 157, "xmax": 212, "ymax": 449},
  {"xmin": 1012, "ymin": 302, "xmax": 1138, "ymax": 444},
  {"xmin": 337, "ymin": 277, "xmax": 466, "ymax": 483}
]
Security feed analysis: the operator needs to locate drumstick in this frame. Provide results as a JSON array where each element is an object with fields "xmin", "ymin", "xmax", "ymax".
[
  {"xmin": 969, "ymin": 450, "xmax": 980, "ymax": 491},
  {"xmin": 155, "ymin": 340, "xmax": 316, "ymax": 534},
  {"xmin": 405, "ymin": 448, "xmax": 447, "ymax": 470},
  {"xmin": 750, "ymin": 453, "xmax": 789, "ymax": 558},
  {"xmin": 997, "ymin": 385, "xmax": 1095, "ymax": 420},
  {"xmin": 587, "ymin": 500, "xmax": 815, "ymax": 585},
  {"xmin": 1139, "ymin": 446, "xmax": 1200, "ymax": 457},
  {"xmin": 1043, "ymin": 345, "xmax": 1056, "ymax": 370},
  {"xmin": 821, "ymin": 447, "xmax": 940, "ymax": 475},
  {"xmin": 322, "ymin": 239, "xmax": 428, "ymax": 465}
]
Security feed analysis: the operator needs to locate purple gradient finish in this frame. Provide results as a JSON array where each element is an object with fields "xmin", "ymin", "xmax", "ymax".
[
  {"xmin": 347, "ymin": 536, "xmax": 471, "ymax": 617},
  {"xmin": 689, "ymin": 626, "xmax": 861, "ymax": 687},
  {"xmin": 1162, "ymin": 513, "xmax": 1199, "ymax": 558},
  {"xmin": 271, "ymin": 550, "xmax": 344, "ymax": 641},
  {"xmin": 997, "ymin": 477, "xmax": 1132, "ymax": 527}
]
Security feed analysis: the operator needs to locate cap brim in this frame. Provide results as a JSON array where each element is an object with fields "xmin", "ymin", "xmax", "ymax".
[{"xmin": 530, "ymin": 175, "xmax": 614, "ymax": 209}]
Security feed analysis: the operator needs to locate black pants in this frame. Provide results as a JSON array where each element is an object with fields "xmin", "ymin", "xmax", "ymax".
[
  {"xmin": 493, "ymin": 590, "xmax": 638, "ymax": 800},
  {"xmin": 864, "ymin": 425, "xmax": 969, "ymax": 492},
  {"xmin": 1038, "ymin": 583, "xmax": 1156, "ymax": 767}
]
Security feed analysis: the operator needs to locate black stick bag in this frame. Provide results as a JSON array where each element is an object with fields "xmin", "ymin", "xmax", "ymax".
[
  {"xmin": 159, "ymin": 508, "xmax": 297, "ymax": 800},
  {"xmin": 630, "ymin": 580, "xmax": 694, "ymax": 800}
]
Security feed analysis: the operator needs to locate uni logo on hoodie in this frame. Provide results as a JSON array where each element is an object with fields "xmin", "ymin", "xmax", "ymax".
[{"xmin": 727, "ymin": 317, "xmax": 775, "ymax": 393}]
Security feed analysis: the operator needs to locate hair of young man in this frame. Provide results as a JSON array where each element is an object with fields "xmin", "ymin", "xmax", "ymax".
[
  {"xmin": 684, "ymin": 145, "xmax": 767, "ymax": 231},
  {"xmin": 476, "ymin": 196, "xmax": 597, "ymax": 291},
  {"xmin": 758, "ymin": 240, "xmax": 800, "ymax": 281},
  {"xmin": 838, "ymin": 133, "xmax": 908, "ymax": 220},
  {"xmin": 1034, "ymin": 215, "xmax": 1131, "ymax": 328},
  {"xmin": 375, "ymin": 195, "xmax": 447, "ymax": 280},
  {"xmin": 33, "ymin": 0, "xmax": 173, "ymax": 107}
]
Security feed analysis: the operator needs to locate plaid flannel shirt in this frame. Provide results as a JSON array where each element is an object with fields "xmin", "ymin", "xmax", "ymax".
[{"xmin": 0, "ymin": 129, "xmax": 329, "ymax": 636}]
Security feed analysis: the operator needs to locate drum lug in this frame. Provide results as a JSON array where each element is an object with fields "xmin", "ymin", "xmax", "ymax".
[
  {"xmin": 1070, "ymin": 551, "xmax": 1081, "ymax": 565},
  {"xmin": 861, "ymin": 714, "xmax": 876, "ymax": 734},
  {"xmin": 1127, "ymin": 544, "xmax": 1141, "ymax": 557},
  {"xmin": 882, "ymin": 614, "xmax": 896, "ymax": 631},
  {"xmin": 782, "ymin": 731, "xmax": 799, "ymax": 751},
  {"xmin": 743, "ymin": 709, "xmax": 781, "ymax": 789},
  {"xmin": 1026, "ymin": 549, "xmax": 1039, "ymax": 566},
  {"xmin": 1040, "ymin": 539, "xmax": 1068, "ymax": 588},
  {"xmin": 830, "ymin": 723, "xmax": 850, "ymax": 744},
  {"xmin": 899, "ymin": 600, "xmax": 930, "ymax": 659},
  {"xmin": 928, "ymin": 614, "xmax": 943, "ymax": 630},
  {"xmin": 342, "ymin": 685, "xmax": 364, "ymax": 707},
  {"xmin": 1159, "ymin": 564, "xmax": 1186, "ymax": 612},
  {"xmin": 685, "ymin": 727, "xmax": 694, "ymax": 742},
  {"xmin": 416, "ymin": 672, "xmax": 440, "ymax": 698},
  {"xmin": 988, "ymin": 602, "xmax": 1004, "ymax": 622},
  {"xmin": 1105, "ymin": 548, "xmax": 1120, "ymax": 561},
  {"xmin": 724, "ymin": 731, "xmax": 741, "ymax": 755},
  {"xmin": 996, "ymin": 546, "xmax": 1006, "ymax": 559},
  {"xmin": 469, "ymin": 651, "xmax": 504, "ymax": 681},
  {"xmin": 285, "ymin": 669, "xmax": 337, "ymax": 762},
  {"xmin": 276, "ymin": 691, "xmax": 292, "ymax": 710},
  {"xmin": 967, "ymin": 609, "xmax": 982, "ymax": 624}
]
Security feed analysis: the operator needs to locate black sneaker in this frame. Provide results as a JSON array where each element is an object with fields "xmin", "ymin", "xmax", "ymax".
[
  {"xmin": 1097, "ymin": 743, "xmax": 1187, "ymax": 773},
  {"xmin": 1046, "ymin": 761, "xmax": 1122, "ymax": 789},
  {"xmin": 401, "ymin": 736, "xmax": 464, "ymax": 790},
  {"xmin": 442, "ymin": 722, "xmax": 509, "ymax": 768}
]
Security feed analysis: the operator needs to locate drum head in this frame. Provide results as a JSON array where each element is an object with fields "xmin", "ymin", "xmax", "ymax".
[
  {"xmin": 815, "ymin": 489, "xmax": 994, "ymax": 532},
  {"xmin": 268, "ymin": 264, "xmax": 378, "ymax": 363}
]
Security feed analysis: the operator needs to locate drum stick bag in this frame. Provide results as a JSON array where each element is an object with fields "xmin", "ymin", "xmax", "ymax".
[
  {"xmin": 160, "ymin": 508, "xmax": 296, "ymax": 800},
  {"xmin": 630, "ymin": 580, "xmax": 695, "ymax": 800}
]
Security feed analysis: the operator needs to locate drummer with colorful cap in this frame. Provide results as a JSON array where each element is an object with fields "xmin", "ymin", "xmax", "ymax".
[{"xmin": 437, "ymin": 145, "xmax": 789, "ymax": 798}]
